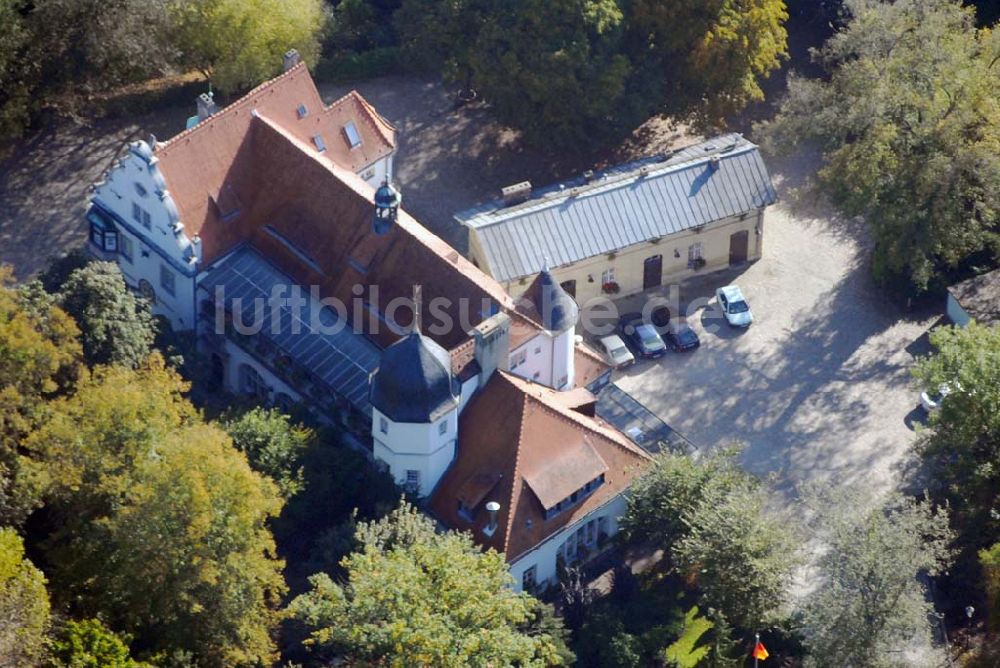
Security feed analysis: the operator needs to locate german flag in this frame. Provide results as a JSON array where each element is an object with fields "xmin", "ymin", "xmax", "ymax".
[{"xmin": 752, "ymin": 640, "xmax": 769, "ymax": 661}]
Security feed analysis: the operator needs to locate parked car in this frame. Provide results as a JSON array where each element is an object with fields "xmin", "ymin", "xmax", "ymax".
[
  {"xmin": 920, "ymin": 382, "xmax": 955, "ymax": 413},
  {"xmin": 619, "ymin": 313, "xmax": 667, "ymax": 358},
  {"xmin": 664, "ymin": 321, "xmax": 700, "ymax": 351},
  {"xmin": 650, "ymin": 305, "xmax": 672, "ymax": 330},
  {"xmin": 715, "ymin": 285, "xmax": 753, "ymax": 328},
  {"xmin": 598, "ymin": 335, "xmax": 636, "ymax": 369}
]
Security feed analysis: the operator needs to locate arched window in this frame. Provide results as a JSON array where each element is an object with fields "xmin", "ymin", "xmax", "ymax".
[
  {"xmin": 137, "ymin": 278, "xmax": 156, "ymax": 306},
  {"xmin": 239, "ymin": 364, "xmax": 266, "ymax": 399}
]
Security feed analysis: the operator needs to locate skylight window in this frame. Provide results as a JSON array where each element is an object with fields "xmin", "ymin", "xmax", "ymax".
[
  {"xmin": 297, "ymin": 104, "xmax": 308, "ymax": 119},
  {"xmin": 312, "ymin": 134, "xmax": 326, "ymax": 152},
  {"xmin": 343, "ymin": 121, "xmax": 362, "ymax": 149}
]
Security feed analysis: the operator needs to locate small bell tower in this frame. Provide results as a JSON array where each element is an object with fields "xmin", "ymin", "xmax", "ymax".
[{"xmin": 373, "ymin": 179, "xmax": 401, "ymax": 235}]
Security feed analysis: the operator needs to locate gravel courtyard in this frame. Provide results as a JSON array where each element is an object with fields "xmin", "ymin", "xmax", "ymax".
[{"xmin": 610, "ymin": 151, "xmax": 940, "ymax": 501}]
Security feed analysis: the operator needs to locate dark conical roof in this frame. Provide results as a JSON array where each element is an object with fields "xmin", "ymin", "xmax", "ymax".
[
  {"xmin": 519, "ymin": 269, "xmax": 579, "ymax": 334},
  {"xmin": 370, "ymin": 331, "xmax": 459, "ymax": 423}
]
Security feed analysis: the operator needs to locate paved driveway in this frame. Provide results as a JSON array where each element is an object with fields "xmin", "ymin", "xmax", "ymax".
[{"xmin": 608, "ymin": 153, "xmax": 939, "ymax": 500}]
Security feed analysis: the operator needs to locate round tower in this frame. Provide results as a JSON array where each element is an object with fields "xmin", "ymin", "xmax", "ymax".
[
  {"xmin": 370, "ymin": 331, "xmax": 459, "ymax": 496},
  {"xmin": 532, "ymin": 267, "xmax": 578, "ymax": 391}
]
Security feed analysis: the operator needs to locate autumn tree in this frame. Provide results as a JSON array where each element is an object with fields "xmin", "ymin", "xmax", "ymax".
[
  {"xmin": 291, "ymin": 502, "xmax": 570, "ymax": 666},
  {"xmin": 980, "ymin": 542, "xmax": 1000, "ymax": 631},
  {"xmin": 913, "ymin": 322, "xmax": 1000, "ymax": 548},
  {"xmin": 169, "ymin": 0, "xmax": 325, "ymax": 94},
  {"xmin": 57, "ymin": 262, "xmax": 155, "ymax": 368},
  {"xmin": 0, "ymin": 267, "xmax": 81, "ymax": 525},
  {"xmin": 800, "ymin": 487, "xmax": 953, "ymax": 667},
  {"xmin": 628, "ymin": 0, "xmax": 789, "ymax": 120},
  {"xmin": 0, "ymin": 528, "xmax": 50, "ymax": 667},
  {"xmin": 761, "ymin": 0, "xmax": 1000, "ymax": 294},
  {"xmin": 620, "ymin": 448, "xmax": 798, "ymax": 631},
  {"xmin": 27, "ymin": 358, "xmax": 285, "ymax": 667}
]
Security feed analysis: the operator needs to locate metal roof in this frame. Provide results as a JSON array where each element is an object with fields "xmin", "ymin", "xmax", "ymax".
[
  {"xmin": 456, "ymin": 134, "xmax": 778, "ymax": 283},
  {"xmin": 369, "ymin": 332, "xmax": 459, "ymax": 423},
  {"xmin": 200, "ymin": 246, "xmax": 382, "ymax": 413}
]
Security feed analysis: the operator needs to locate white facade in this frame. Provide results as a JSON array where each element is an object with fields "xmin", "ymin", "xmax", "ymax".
[
  {"xmin": 372, "ymin": 406, "xmax": 459, "ymax": 496},
  {"xmin": 508, "ymin": 493, "xmax": 627, "ymax": 592},
  {"xmin": 88, "ymin": 142, "xmax": 394, "ymax": 333},
  {"xmin": 358, "ymin": 154, "xmax": 394, "ymax": 188},
  {"xmin": 88, "ymin": 141, "xmax": 200, "ymax": 330},
  {"xmin": 508, "ymin": 333, "xmax": 553, "ymax": 386},
  {"xmin": 507, "ymin": 328, "xmax": 575, "ymax": 391},
  {"xmin": 551, "ymin": 328, "xmax": 576, "ymax": 391}
]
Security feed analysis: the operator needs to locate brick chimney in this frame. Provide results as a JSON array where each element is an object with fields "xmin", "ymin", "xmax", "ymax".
[{"xmin": 472, "ymin": 312, "xmax": 511, "ymax": 389}]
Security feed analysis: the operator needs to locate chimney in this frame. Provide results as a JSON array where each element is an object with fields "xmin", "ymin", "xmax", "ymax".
[
  {"xmin": 283, "ymin": 48, "xmax": 301, "ymax": 72},
  {"xmin": 501, "ymin": 181, "xmax": 532, "ymax": 206},
  {"xmin": 582, "ymin": 169, "xmax": 595, "ymax": 184},
  {"xmin": 471, "ymin": 312, "xmax": 511, "ymax": 388},
  {"xmin": 709, "ymin": 156, "xmax": 721, "ymax": 171},
  {"xmin": 484, "ymin": 501, "xmax": 500, "ymax": 536},
  {"xmin": 196, "ymin": 93, "xmax": 218, "ymax": 122}
]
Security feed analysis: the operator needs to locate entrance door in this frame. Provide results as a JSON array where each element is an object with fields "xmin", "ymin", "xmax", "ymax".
[
  {"xmin": 643, "ymin": 255, "xmax": 663, "ymax": 290},
  {"xmin": 729, "ymin": 230, "xmax": 749, "ymax": 265}
]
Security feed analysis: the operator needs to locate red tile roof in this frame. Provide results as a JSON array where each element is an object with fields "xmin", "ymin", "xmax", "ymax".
[
  {"xmin": 430, "ymin": 372, "xmax": 650, "ymax": 562},
  {"xmin": 155, "ymin": 63, "xmax": 394, "ymax": 250},
  {"xmin": 152, "ymin": 65, "xmax": 511, "ymax": 348}
]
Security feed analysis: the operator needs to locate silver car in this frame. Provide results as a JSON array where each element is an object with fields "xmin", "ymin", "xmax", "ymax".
[{"xmin": 598, "ymin": 335, "xmax": 636, "ymax": 369}]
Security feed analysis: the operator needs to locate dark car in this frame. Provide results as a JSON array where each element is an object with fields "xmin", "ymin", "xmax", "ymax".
[
  {"xmin": 663, "ymin": 321, "xmax": 700, "ymax": 351},
  {"xmin": 619, "ymin": 312, "xmax": 667, "ymax": 359}
]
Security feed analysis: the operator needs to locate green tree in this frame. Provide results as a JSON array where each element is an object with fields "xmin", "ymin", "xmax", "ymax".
[
  {"xmin": 26, "ymin": 0, "xmax": 173, "ymax": 96},
  {"xmin": 0, "ymin": 267, "xmax": 81, "ymax": 525},
  {"xmin": 800, "ymin": 487, "xmax": 953, "ymax": 667},
  {"xmin": 326, "ymin": 0, "xmax": 401, "ymax": 55},
  {"xmin": 49, "ymin": 618, "xmax": 148, "ymax": 668},
  {"xmin": 28, "ymin": 359, "xmax": 285, "ymax": 667},
  {"xmin": 466, "ymin": 0, "xmax": 633, "ymax": 148},
  {"xmin": 0, "ymin": 0, "xmax": 34, "ymax": 143},
  {"xmin": 663, "ymin": 606, "xmax": 713, "ymax": 668},
  {"xmin": 291, "ymin": 502, "xmax": 568, "ymax": 666},
  {"xmin": 913, "ymin": 322, "xmax": 1000, "ymax": 547},
  {"xmin": 0, "ymin": 527, "xmax": 50, "ymax": 667},
  {"xmin": 57, "ymin": 262, "xmax": 156, "ymax": 368},
  {"xmin": 621, "ymin": 449, "xmax": 798, "ymax": 630},
  {"xmin": 397, "ymin": 0, "xmax": 640, "ymax": 149},
  {"xmin": 761, "ymin": 0, "xmax": 1000, "ymax": 294},
  {"xmin": 0, "ymin": 0, "xmax": 176, "ymax": 143},
  {"xmin": 629, "ymin": 0, "xmax": 789, "ymax": 120},
  {"xmin": 169, "ymin": 0, "xmax": 325, "ymax": 94},
  {"xmin": 224, "ymin": 407, "xmax": 311, "ymax": 499}
]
